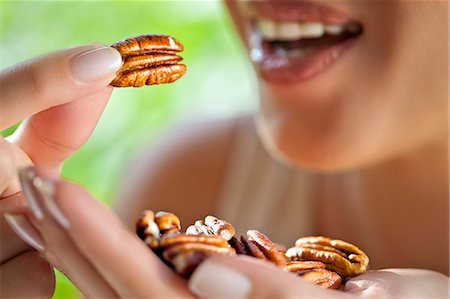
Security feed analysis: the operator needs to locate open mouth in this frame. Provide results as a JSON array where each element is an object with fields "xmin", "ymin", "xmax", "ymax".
[{"xmin": 246, "ymin": 2, "xmax": 363, "ymax": 84}]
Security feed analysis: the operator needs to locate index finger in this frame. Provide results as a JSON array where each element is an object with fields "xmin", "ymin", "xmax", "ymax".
[{"xmin": 0, "ymin": 44, "xmax": 122, "ymax": 130}]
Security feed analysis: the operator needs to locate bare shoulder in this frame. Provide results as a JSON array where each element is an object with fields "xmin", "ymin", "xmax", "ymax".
[{"xmin": 115, "ymin": 115, "xmax": 251, "ymax": 230}]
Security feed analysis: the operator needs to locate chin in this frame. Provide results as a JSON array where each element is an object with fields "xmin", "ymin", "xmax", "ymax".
[{"xmin": 254, "ymin": 112, "xmax": 377, "ymax": 173}]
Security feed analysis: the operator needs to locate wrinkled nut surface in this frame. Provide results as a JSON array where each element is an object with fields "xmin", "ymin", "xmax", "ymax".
[
  {"xmin": 136, "ymin": 210, "xmax": 369, "ymax": 288},
  {"xmin": 301, "ymin": 269, "xmax": 342, "ymax": 289},
  {"xmin": 186, "ymin": 215, "xmax": 235, "ymax": 241},
  {"xmin": 163, "ymin": 239, "xmax": 236, "ymax": 277},
  {"xmin": 246, "ymin": 230, "xmax": 287, "ymax": 266},
  {"xmin": 286, "ymin": 236, "xmax": 369, "ymax": 277},
  {"xmin": 135, "ymin": 210, "xmax": 160, "ymax": 249},
  {"xmin": 155, "ymin": 211, "xmax": 181, "ymax": 233},
  {"xmin": 228, "ymin": 230, "xmax": 287, "ymax": 267},
  {"xmin": 284, "ymin": 261, "xmax": 342, "ymax": 289},
  {"xmin": 111, "ymin": 35, "xmax": 186, "ymax": 87},
  {"xmin": 160, "ymin": 233, "xmax": 235, "ymax": 277}
]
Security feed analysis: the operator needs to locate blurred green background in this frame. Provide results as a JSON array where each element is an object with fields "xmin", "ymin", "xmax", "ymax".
[{"xmin": 1, "ymin": 1, "xmax": 256, "ymax": 297}]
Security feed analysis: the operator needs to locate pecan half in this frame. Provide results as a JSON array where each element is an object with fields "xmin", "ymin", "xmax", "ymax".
[
  {"xmin": 285, "ymin": 261, "xmax": 342, "ymax": 289},
  {"xmin": 286, "ymin": 236, "xmax": 369, "ymax": 277},
  {"xmin": 161, "ymin": 234, "xmax": 236, "ymax": 277},
  {"xmin": 186, "ymin": 215, "xmax": 235, "ymax": 241},
  {"xmin": 135, "ymin": 210, "xmax": 160, "ymax": 249},
  {"xmin": 111, "ymin": 35, "xmax": 186, "ymax": 87},
  {"xmin": 229, "ymin": 230, "xmax": 287, "ymax": 267},
  {"xmin": 155, "ymin": 211, "xmax": 181, "ymax": 235}
]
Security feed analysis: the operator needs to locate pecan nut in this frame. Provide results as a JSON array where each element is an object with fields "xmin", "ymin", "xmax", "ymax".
[
  {"xmin": 229, "ymin": 230, "xmax": 287, "ymax": 267},
  {"xmin": 137, "ymin": 210, "xmax": 236, "ymax": 278},
  {"xmin": 155, "ymin": 211, "xmax": 181, "ymax": 235},
  {"xmin": 135, "ymin": 210, "xmax": 160, "ymax": 249},
  {"xmin": 186, "ymin": 215, "xmax": 235, "ymax": 241},
  {"xmin": 286, "ymin": 236, "xmax": 369, "ymax": 277},
  {"xmin": 285, "ymin": 261, "xmax": 342, "ymax": 289},
  {"xmin": 161, "ymin": 234, "xmax": 236, "ymax": 277},
  {"xmin": 110, "ymin": 35, "xmax": 186, "ymax": 87}
]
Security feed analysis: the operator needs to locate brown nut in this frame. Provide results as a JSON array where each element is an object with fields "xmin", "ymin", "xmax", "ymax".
[
  {"xmin": 284, "ymin": 261, "xmax": 326, "ymax": 272},
  {"xmin": 240, "ymin": 235, "xmax": 267, "ymax": 260},
  {"xmin": 160, "ymin": 233, "xmax": 235, "ymax": 277},
  {"xmin": 186, "ymin": 215, "xmax": 235, "ymax": 241},
  {"xmin": 228, "ymin": 230, "xmax": 287, "ymax": 267},
  {"xmin": 247, "ymin": 230, "xmax": 287, "ymax": 267},
  {"xmin": 300, "ymin": 269, "xmax": 342, "ymax": 289},
  {"xmin": 163, "ymin": 242, "xmax": 236, "ymax": 277},
  {"xmin": 285, "ymin": 261, "xmax": 341, "ymax": 289},
  {"xmin": 286, "ymin": 236, "xmax": 369, "ymax": 277},
  {"xmin": 111, "ymin": 34, "xmax": 186, "ymax": 87},
  {"xmin": 155, "ymin": 211, "xmax": 181, "ymax": 234},
  {"xmin": 160, "ymin": 234, "xmax": 229, "ymax": 249},
  {"xmin": 135, "ymin": 210, "xmax": 160, "ymax": 249}
]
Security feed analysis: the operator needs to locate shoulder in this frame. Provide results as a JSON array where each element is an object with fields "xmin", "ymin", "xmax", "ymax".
[{"xmin": 115, "ymin": 115, "xmax": 253, "ymax": 229}]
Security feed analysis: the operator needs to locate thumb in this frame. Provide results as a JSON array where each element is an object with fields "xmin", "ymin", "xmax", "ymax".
[
  {"xmin": 1, "ymin": 43, "xmax": 122, "ymax": 129},
  {"xmin": 188, "ymin": 255, "xmax": 353, "ymax": 299},
  {"xmin": 344, "ymin": 268, "xmax": 450, "ymax": 298}
]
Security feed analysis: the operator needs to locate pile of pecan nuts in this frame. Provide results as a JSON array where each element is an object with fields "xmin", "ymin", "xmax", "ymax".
[{"xmin": 136, "ymin": 210, "xmax": 369, "ymax": 290}]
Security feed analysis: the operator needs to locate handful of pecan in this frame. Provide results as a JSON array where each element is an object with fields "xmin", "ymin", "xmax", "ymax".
[{"xmin": 136, "ymin": 210, "xmax": 369, "ymax": 290}]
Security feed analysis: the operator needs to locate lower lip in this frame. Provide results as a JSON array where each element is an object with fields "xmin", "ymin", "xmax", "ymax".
[{"xmin": 251, "ymin": 37, "xmax": 358, "ymax": 85}]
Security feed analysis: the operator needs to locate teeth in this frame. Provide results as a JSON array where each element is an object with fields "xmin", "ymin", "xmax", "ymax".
[
  {"xmin": 258, "ymin": 19, "xmax": 277, "ymax": 40},
  {"xmin": 257, "ymin": 19, "xmax": 358, "ymax": 41},
  {"xmin": 324, "ymin": 24, "xmax": 346, "ymax": 36},
  {"xmin": 277, "ymin": 22, "xmax": 302, "ymax": 41},
  {"xmin": 300, "ymin": 22, "xmax": 325, "ymax": 38}
]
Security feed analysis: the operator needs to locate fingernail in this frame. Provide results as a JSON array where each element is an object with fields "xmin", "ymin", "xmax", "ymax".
[
  {"xmin": 4, "ymin": 213, "xmax": 45, "ymax": 251},
  {"xmin": 70, "ymin": 46, "xmax": 122, "ymax": 82},
  {"xmin": 18, "ymin": 167, "xmax": 70, "ymax": 228},
  {"xmin": 19, "ymin": 167, "xmax": 44, "ymax": 220},
  {"xmin": 188, "ymin": 259, "xmax": 252, "ymax": 299}
]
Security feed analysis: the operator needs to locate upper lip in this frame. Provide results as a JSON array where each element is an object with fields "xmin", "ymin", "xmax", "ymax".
[{"xmin": 245, "ymin": 1, "xmax": 356, "ymax": 25}]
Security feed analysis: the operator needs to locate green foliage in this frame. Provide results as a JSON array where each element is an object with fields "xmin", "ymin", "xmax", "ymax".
[{"xmin": 1, "ymin": 1, "xmax": 255, "ymax": 298}]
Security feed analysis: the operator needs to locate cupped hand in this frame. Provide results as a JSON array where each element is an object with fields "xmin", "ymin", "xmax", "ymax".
[
  {"xmin": 189, "ymin": 253, "xmax": 449, "ymax": 299},
  {"xmin": 13, "ymin": 166, "xmax": 193, "ymax": 298},
  {"xmin": 13, "ymin": 170, "xmax": 450, "ymax": 299},
  {"xmin": 0, "ymin": 44, "xmax": 122, "ymax": 297}
]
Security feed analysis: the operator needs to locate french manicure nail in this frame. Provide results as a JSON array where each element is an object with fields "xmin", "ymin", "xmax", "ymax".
[
  {"xmin": 4, "ymin": 213, "xmax": 45, "ymax": 251},
  {"xmin": 188, "ymin": 260, "xmax": 252, "ymax": 299},
  {"xmin": 32, "ymin": 175, "xmax": 70, "ymax": 229},
  {"xmin": 19, "ymin": 167, "xmax": 70, "ymax": 228},
  {"xmin": 19, "ymin": 167, "xmax": 44, "ymax": 220},
  {"xmin": 70, "ymin": 46, "xmax": 122, "ymax": 82}
]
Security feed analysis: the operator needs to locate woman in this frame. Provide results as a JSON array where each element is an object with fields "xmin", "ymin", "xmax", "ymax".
[{"xmin": 1, "ymin": 1, "xmax": 448, "ymax": 298}]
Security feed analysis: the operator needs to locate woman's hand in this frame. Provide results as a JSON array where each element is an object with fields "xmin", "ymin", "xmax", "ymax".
[
  {"xmin": 14, "ymin": 169, "xmax": 449, "ymax": 298},
  {"xmin": 12, "ymin": 166, "xmax": 193, "ymax": 298},
  {"xmin": 0, "ymin": 44, "xmax": 122, "ymax": 297},
  {"xmin": 189, "ymin": 254, "xmax": 450, "ymax": 299}
]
